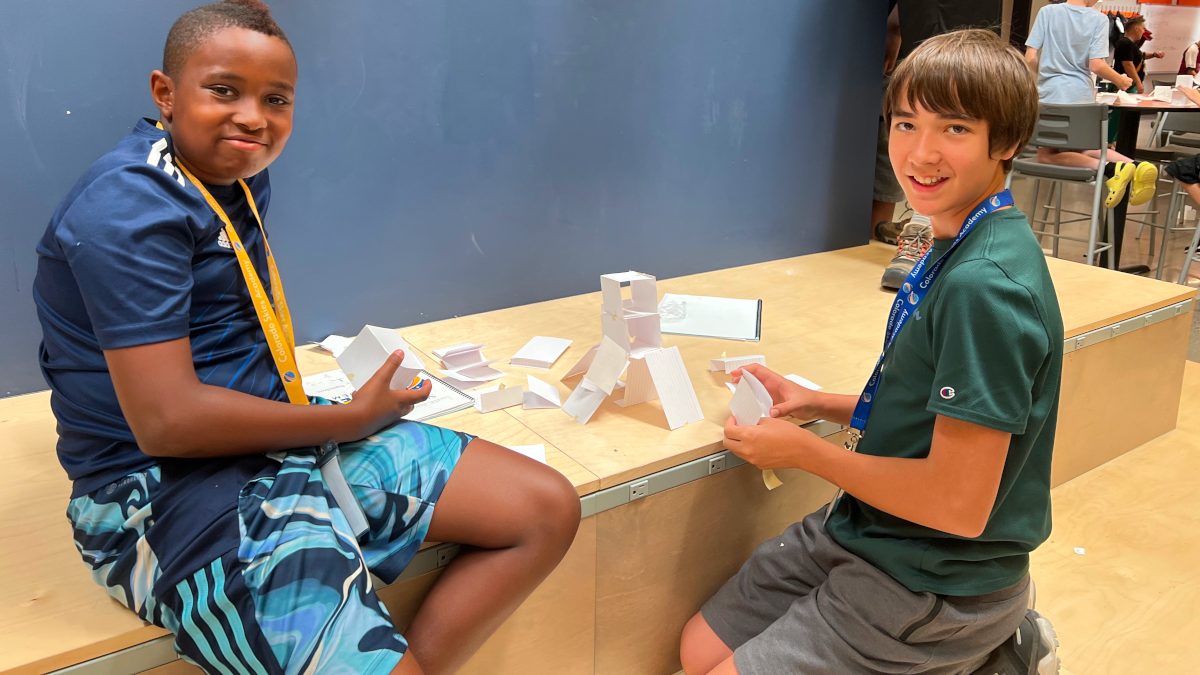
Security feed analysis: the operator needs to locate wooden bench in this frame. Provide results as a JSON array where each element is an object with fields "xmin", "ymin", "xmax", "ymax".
[{"xmin": 3, "ymin": 244, "xmax": 1194, "ymax": 674}]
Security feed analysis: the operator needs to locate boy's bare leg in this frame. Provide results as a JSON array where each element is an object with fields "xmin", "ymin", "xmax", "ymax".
[
  {"xmin": 403, "ymin": 439, "xmax": 581, "ymax": 675},
  {"xmin": 1036, "ymin": 147, "xmax": 1133, "ymax": 168},
  {"xmin": 680, "ymin": 612, "xmax": 735, "ymax": 675}
]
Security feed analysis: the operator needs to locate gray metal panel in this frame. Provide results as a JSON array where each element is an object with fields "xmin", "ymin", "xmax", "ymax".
[
  {"xmin": 0, "ymin": 0, "xmax": 885, "ymax": 396},
  {"xmin": 1061, "ymin": 299, "xmax": 1193, "ymax": 354}
]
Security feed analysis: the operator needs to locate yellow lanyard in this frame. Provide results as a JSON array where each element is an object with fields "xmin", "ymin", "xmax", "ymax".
[{"xmin": 157, "ymin": 125, "xmax": 308, "ymax": 405}]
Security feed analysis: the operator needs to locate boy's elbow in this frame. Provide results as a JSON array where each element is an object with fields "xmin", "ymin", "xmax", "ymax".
[{"xmin": 129, "ymin": 406, "xmax": 196, "ymax": 458}]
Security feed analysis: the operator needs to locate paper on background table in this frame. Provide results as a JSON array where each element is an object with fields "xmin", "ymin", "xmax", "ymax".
[
  {"xmin": 474, "ymin": 384, "xmax": 526, "ymax": 413},
  {"xmin": 523, "ymin": 375, "xmax": 562, "ymax": 409},
  {"xmin": 562, "ymin": 380, "xmax": 607, "ymax": 424},
  {"xmin": 659, "ymin": 293, "xmax": 762, "ymax": 341},
  {"xmin": 510, "ymin": 336, "xmax": 572, "ymax": 368},
  {"xmin": 785, "ymin": 373, "xmax": 822, "ymax": 391},
  {"xmin": 506, "ymin": 444, "xmax": 547, "ymax": 464},
  {"xmin": 710, "ymin": 355, "xmax": 766, "ymax": 373},
  {"xmin": 433, "ymin": 343, "xmax": 487, "ymax": 370},
  {"xmin": 301, "ymin": 368, "xmax": 473, "ymax": 421},
  {"xmin": 317, "ymin": 334, "xmax": 353, "ymax": 357}
]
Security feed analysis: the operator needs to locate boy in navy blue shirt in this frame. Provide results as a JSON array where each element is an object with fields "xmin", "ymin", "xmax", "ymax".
[{"xmin": 34, "ymin": 2, "xmax": 579, "ymax": 673}]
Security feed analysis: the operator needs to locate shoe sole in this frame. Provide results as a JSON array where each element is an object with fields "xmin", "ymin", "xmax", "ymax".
[
  {"xmin": 1105, "ymin": 163, "xmax": 1135, "ymax": 208},
  {"xmin": 1128, "ymin": 162, "xmax": 1159, "ymax": 206},
  {"xmin": 1030, "ymin": 613, "xmax": 1061, "ymax": 675}
]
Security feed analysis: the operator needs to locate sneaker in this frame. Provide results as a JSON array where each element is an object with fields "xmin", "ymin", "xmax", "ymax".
[
  {"xmin": 874, "ymin": 218, "xmax": 908, "ymax": 246},
  {"xmin": 1104, "ymin": 161, "xmax": 1135, "ymax": 208},
  {"xmin": 881, "ymin": 215, "xmax": 933, "ymax": 290},
  {"xmin": 971, "ymin": 610, "xmax": 1061, "ymax": 675},
  {"xmin": 1128, "ymin": 161, "xmax": 1159, "ymax": 206}
]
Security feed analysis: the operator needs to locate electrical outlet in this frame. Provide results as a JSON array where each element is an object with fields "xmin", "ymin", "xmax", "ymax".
[
  {"xmin": 708, "ymin": 455, "xmax": 726, "ymax": 475},
  {"xmin": 629, "ymin": 480, "xmax": 649, "ymax": 500}
]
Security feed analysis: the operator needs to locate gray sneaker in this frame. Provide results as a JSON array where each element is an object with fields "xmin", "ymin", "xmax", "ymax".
[
  {"xmin": 874, "ymin": 218, "xmax": 907, "ymax": 246},
  {"xmin": 971, "ymin": 610, "xmax": 1060, "ymax": 675},
  {"xmin": 881, "ymin": 215, "xmax": 933, "ymax": 290}
]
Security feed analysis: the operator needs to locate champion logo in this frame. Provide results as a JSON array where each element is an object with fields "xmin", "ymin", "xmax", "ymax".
[
  {"xmin": 939, "ymin": 386, "xmax": 956, "ymax": 400},
  {"xmin": 913, "ymin": 308, "xmax": 924, "ymax": 321},
  {"xmin": 217, "ymin": 229, "xmax": 232, "ymax": 249}
]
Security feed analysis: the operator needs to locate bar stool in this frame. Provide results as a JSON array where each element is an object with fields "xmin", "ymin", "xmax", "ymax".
[
  {"xmin": 1007, "ymin": 103, "xmax": 1115, "ymax": 268},
  {"xmin": 1133, "ymin": 112, "xmax": 1200, "ymax": 279}
]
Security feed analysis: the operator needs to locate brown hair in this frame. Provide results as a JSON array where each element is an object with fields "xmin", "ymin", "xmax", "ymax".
[
  {"xmin": 163, "ymin": 0, "xmax": 291, "ymax": 77},
  {"xmin": 885, "ymin": 29, "xmax": 1038, "ymax": 172}
]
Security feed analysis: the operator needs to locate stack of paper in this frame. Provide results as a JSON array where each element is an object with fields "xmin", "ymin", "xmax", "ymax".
[
  {"xmin": 510, "ymin": 336, "xmax": 572, "ymax": 369},
  {"xmin": 433, "ymin": 343, "xmax": 505, "ymax": 389},
  {"xmin": 660, "ymin": 294, "xmax": 762, "ymax": 341},
  {"xmin": 474, "ymin": 384, "xmax": 525, "ymax": 413}
]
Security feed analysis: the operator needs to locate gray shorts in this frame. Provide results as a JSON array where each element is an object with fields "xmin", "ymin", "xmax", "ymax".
[{"xmin": 701, "ymin": 510, "xmax": 1030, "ymax": 675}]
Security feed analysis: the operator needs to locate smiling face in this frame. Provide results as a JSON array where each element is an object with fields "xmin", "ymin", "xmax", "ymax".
[
  {"xmin": 151, "ymin": 26, "xmax": 297, "ymax": 185},
  {"xmin": 888, "ymin": 94, "xmax": 1014, "ymax": 237}
]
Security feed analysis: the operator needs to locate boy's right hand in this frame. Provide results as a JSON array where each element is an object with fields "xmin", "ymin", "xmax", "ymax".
[
  {"xmin": 733, "ymin": 363, "xmax": 822, "ymax": 421},
  {"xmin": 1115, "ymin": 74, "xmax": 1133, "ymax": 90},
  {"xmin": 349, "ymin": 350, "xmax": 432, "ymax": 435}
]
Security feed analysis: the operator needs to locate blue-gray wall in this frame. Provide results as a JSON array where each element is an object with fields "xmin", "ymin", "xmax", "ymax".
[{"xmin": 0, "ymin": 1, "xmax": 885, "ymax": 397}]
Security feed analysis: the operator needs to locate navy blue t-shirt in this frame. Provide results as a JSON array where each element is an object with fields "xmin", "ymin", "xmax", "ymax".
[
  {"xmin": 34, "ymin": 119, "xmax": 292, "ymax": 587},
  {"xmin": 34, "ymin": 118, "xmax": 286, "ymax": 498}
]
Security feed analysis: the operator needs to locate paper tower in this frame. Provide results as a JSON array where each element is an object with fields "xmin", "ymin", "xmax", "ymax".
[{"xmin": 562, "ymin": 272, "xmax": 703, "ymax": 430}]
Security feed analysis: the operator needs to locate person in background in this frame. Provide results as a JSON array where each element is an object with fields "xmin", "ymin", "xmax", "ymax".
[
  {"xmin": 1026, "ymin": 0, "xmax": 1158, "ymax": 208},
  {"xmin": 1179, "ymin": 37, "xmax": 1200, "ymax": 76}
]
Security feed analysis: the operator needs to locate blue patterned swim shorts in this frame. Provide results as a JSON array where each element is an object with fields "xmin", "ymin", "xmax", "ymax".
[{"xmin": 67, "ymin": 421, "xmax": 472, "ymax": 673}]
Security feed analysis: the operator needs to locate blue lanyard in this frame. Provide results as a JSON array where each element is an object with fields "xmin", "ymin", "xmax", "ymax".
[{"xmin": 847, "ymin": 190, "xmax": 1013, "ymax": 446}]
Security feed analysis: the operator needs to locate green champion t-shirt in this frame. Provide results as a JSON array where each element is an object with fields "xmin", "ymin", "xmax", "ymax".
[{"xmin": 826, "ymin": 208, "xmax": 1064, "ymax": 597}]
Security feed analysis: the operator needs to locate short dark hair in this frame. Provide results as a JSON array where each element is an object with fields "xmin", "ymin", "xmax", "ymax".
[
  {"xmin": 885, "ymin": 29, "xmax": 1038, "ymax": 173},
  {"xmin": 163, "ymin": 0, "xmax": 291, "ymax": 77}
]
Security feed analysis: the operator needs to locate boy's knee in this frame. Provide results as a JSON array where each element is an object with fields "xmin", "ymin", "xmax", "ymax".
[
  {"xmin": 679, "ymin": 612, "xmax": 729, "ymax": 675},
  {"xmin": 522, "ymin": 465, "xmax": 581, "ymax": 549}
]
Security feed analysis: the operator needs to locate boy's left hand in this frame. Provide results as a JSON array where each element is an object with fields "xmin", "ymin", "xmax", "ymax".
[{"xmin": 723, "ymin": 415, "xmax": 817, "ymax": 471}]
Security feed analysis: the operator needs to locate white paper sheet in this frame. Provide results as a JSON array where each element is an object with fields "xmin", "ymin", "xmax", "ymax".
[
  {"xmin": 474, "ymin": 384, "xmax": 526, "ymax": 413},
  {"xmin": 709, "ymin": 355, "xmax": 766, "ymax": 373},
  {"xmin": 302, "ymin": 369, "xmax": 355, "ymax": 403},
  {"xmin": 784, "ymin": 373, "xmax": 822, "ymax": 391},
  {"xmin": 643, "ymin": 347, "xmax": 704, "ymax": 430},
  {"xmin": 506, "ymin": 444, "xmax": 547, "ymax": 464},
  {"xmin": 616, "ymin": 356, "xmax": 656, "ymax": 407},
  {"xmin": 562, "ymin": 344, "xmax": 598, "ymax": 380},
  {"xmin": 439, "ymin": 363, "xmax": 505, "ymax": 388},
  {"xmin": 523, "ymin": 375, "xmax": 562, "ymax": 409},
  {"xmin": 316, "ymin": 334, "xmax": 354, "ymax": 358},
  {"xmin": 562, "ymin": 380, "xmax": 607, "ymax": 424},
  {"xmin": 433, "ymin": 343, "xmax": 487, "ymax": 369},
  {"xmin": 510, "ymin": 336, "xmax": 572, "ymax": 368},
  {"xmin": 336, "ymin": 325, "xmax": 425, "ymax": 390},
  {"xmin": 659, "ymin": 293, "xmax": 762, "ymax": 341},
  {"xmin": 583, "ymin": 336, "xmax": 629, "ymax": 395},
  {"xmin": 730, "ymin": 370, "xmax": 772, "ymax": 426}
]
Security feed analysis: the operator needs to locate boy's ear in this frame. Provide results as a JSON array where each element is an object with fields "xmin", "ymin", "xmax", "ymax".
[
  {"xmin": 997, "ymin": 142, "xmax": 1021, "ymax": 162},
  {"xmin": 149, "ymin": 70, "xmax": 175, "ymax": 123}
]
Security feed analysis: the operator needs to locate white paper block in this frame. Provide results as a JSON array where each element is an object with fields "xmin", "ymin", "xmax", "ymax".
[
  {"xmin": 627, "ymin": 313, "xmax": 662, "ymax": 350},
  {"xmin": 441, "ymin": 362, "xmax": 505, "ymax": 386},
  {"xmin": 523, "ymin": 375, "xmax": 562, "ymax": 409},
  {"xmin": 433, "ymin": 343, "xmax": 486, "ymax": 370},
  {"xmin": 584, "ymin": 336, "xmax": 629, "ymax": 395},
  {"xmin": 709, "ymin": 355, "xmax": 766, "ymax": 373},
  {"xmin": 562, "ymin": 345, "xmax": 597, "ymax": 380},
  {"xmin": 317, "ymin": 334, "xmax": 354, "ymax": 357},
  {"xmin": 643, "ymin": 347, "xmax": 703, "ymax": 430},
  {"xmin": 563, "ymin": 380, "xmax": 607, "ymax": 424},
  {"xmin": 336, "ymin": 325, "xmax": 425, "ymax": 390},
  {"xmin": 730, "ymin": 370, "xmax": 772, "ymax": 426},
  {"xmin": 510, "ymin": 336, "xmax": 572, "ymax": 368},
  {"xmin": 616, "ymin": 356, "xmax": 657, "ymax": 407},
  {"xmin": 474, "ymin": 384, "xmax": 525, "ymax": 413},
  {"xmin": 506, "ymin": 444, "xmax": 547, "ymax": 464},
  {"xmin": 784, "ymin": 373, "xmax": 822, "ymax": 391}
]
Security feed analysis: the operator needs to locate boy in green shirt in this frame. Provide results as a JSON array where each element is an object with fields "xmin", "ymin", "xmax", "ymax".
[{"xmin": 680, "ymin": 29, "xmax": 1062, "ymax": 675}]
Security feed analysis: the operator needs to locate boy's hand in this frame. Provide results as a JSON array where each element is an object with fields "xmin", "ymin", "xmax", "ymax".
[
  {"xmin": 1115, "ymin": 74, "xmax": 1133, "ymax": 90},
  {"xmin": 733, "ymin": 363, "xmax": 821, "ymax": 421},
  {"xmin": 349, "ymin": 350, "xmax": 432, "ymax": 435},
  {"xmin": 723, "ymin": 415, "xmax": 816, "ymax": 471}
]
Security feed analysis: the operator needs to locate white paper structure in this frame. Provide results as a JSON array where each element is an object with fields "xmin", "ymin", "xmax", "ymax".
[
  {"xmin": 562, "ymin": 272, "xmax": 703, "ymax": 430},
  {"xmin": 785, "ymin": 373, "xmax": 822, "ymax": 391},
  {"xmin": 709, "ymin": 355, "xmax": 766, "ymax": 374},
  {"xmin": 336, "ymin": 325, "xmax": 425, "ymax": 390},
  {"xmin": 432, "ymin": 343, "xmax": 505, "ymax": 388},
  {"xmin": 728, "ymin": 370, "xmax": 784, "ymax": 490},
  {"xmin": 523, "ymin": 375, "xmax": 562, "ymax": 409},
  {"xmin": 510, "ymin": 336, "xmax": 573, "ymax": 369},
  {"xmin": 474, "ymin": 384, "xmax": 526, "ymax": 413}
]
